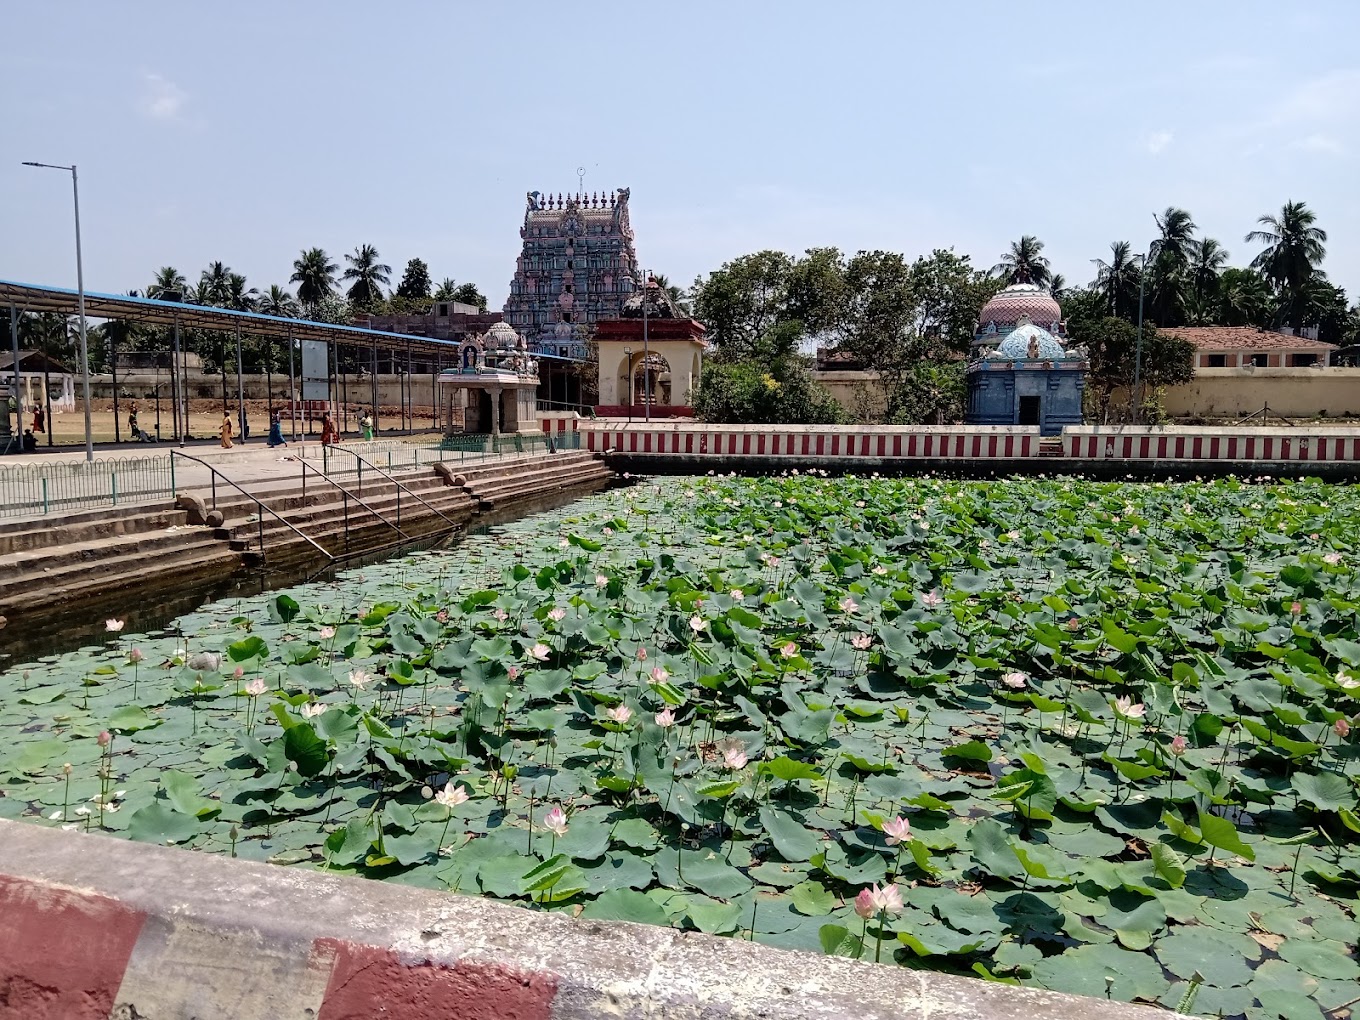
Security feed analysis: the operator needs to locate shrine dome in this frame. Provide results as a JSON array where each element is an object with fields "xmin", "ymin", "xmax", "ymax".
[
  {"xmin": 484, "ymin": 322, "xmax": 522, "ymax": 350},
  {"xmin": 988, "ymin": 323, "xmax": 1068, "ymax": 361},
  {"xmin": 977, "ymin": 284, "xmax": 1063, "ymax": 336}
]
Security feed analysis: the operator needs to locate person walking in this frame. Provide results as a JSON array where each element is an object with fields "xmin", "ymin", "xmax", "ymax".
[
  {"xmin": 267, "ymin": 408, "xmax": 287, "ymax": 448},
  {"xmin": 320, "ymin": 411, "xmax": 337, "ymax": 447},
  {"xmin": 128, "ymin": 401, "xmax": 139, "ymax": 440},
  {"xmin": 219, "ymin": 412, "xmax": 234, "ymax": 449},
  {"xmin": 360, "ymin": 410, "xmax": 374, "ymax": 441},
  {"xmin": 32, "ymin": 405, "xmax": 45, "ymax": 435}
]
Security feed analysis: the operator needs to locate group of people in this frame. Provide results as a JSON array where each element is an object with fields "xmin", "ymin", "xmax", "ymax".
[{"xmin": 218, "ymin": 408, "xmax": 371, "ymax": 449}]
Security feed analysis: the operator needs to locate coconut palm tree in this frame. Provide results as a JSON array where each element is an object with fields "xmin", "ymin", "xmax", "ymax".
[
  {"xmin": 1216, "ymin": 268, "xmax": 1273, "ymax": 327},
  {"xmin": 342, "ymin": 244, "xmax": 393, "ymax": 310},
  {"xmin": 258, "ymin": 285, "xmax": 300, "ymax": 318},
  {"xmin": 991, "ymin": 236, "xmax": 1051, "ymax": 287},
  {"xmin": 1246, "ymin": 201, "xmax": 1328, "ymax": 321},
  {"xmin": 433, "ymin": 278, "xmax": 459, "ymax": 302},
  {"xmin": 1154, "ymin": 207, "xmax": 1197, "ymax": 264},
  {"xmin": 290, "ymin": 248, "xmax": 339, "ymax": 309},
  {"xmin": 1091, "ymin": 241, "xmax": 1141, "ymax": 320},
  {"xmin": 146, "ymin": 266, "xmax": 187, "ymax": 300},
  {"xmin": 198, "ymin": 262, "xmax": 233, "ymax": 306},
  {"xmin": 1188, "ymin": 237, "xmax": 1229, "ymax": 308},
  {"xmin": 652, "ymin": 273, "xmax": 692, "ymax": 313},
  {"xmin": 225, "ymin": 273, "xmax": 258, "ymax": 312}
]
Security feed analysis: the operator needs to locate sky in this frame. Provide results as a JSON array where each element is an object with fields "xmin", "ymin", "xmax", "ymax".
[{"xmin": 3, "ymin": 1, "xmax": 1359, "ymax": 310}]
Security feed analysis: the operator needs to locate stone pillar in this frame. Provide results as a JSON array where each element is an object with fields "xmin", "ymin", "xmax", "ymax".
[{"xmin": 489, "ymin": 386, "xmax": 502, "ymax": 436}]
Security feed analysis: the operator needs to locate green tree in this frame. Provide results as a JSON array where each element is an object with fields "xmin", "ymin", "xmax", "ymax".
[
  {"xmin": 1067, "ymin": 312, "xmax": 1194, "ymax": 422},
  {"xmin": 650, "ymin": 273, "xmax": 692, "ymax": 316},
  {"xmin": 395, "ymin": 258, "xmax": 433, "ymax": 302},
  {"xmin": 1215, "ymin": 268, "xmax": 1273, "ymax": 326},
  {"xmin": 992, "ymin": 235, "xmax": 1051, "ymax": 287},
  {"xmin": 449, "ymin": 283, "xmax": 487, "ymax": 310},
  {"xmin": 197, "ymin": 261, "xmax": 233, "ymax": 306},
  {"xmin": 690, "ymin": 250, "xmax": 796, "ymax": 359},
  {"xmin": 1246, "ymin": 201, "xmax": 1327, "ymax": 325},
  {"xmin": 1091, "ymin": 241, "xmax": 1142, "ymax": 320},
  {"xmin": 258, "ymin": 285, "xmax": 300, "ymax": 318},
  {"xmin": 692, "ymin": 353, "xmax": 843, "ymax": 425},
  {"xmin": 342, "ymin": 244, "xmax": 393, "ymax": 311},
  {"xmin": 290, "ymin": 248, "xmax": 339, "ymax": 309},
  {"xmin": 225, "ymin": 273, "xmax": 258, "ymax": 312},
  {"xmin": 147, "ymin": 266, "xmax": 187, "ymax": 300},
  {"xmin": 433, "ymin": 278, "xmax": 459, "ymax": 301}
]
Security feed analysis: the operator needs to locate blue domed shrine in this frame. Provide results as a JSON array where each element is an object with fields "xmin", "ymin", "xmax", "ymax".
[{"xmin": 965, "ymin": 284, "xmax": 1086, "ymax": 434}]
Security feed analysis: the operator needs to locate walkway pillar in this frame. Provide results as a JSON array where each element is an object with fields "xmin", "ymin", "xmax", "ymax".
[
  {"xmin": 286, "ymin": 326, "xmax": 297, "ymax": 442},
  {"xmin": 235, "ymin": 322, "xmax": 246, "ymax": 443},
  {"xmin": 8, "ymin": 304, "xmax": 19, "ymax": 442}
]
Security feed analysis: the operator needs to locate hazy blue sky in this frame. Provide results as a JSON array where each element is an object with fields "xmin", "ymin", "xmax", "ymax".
[{"xmin": 4, "ymin": 2, "xmax": 1358, "ymax": 309}]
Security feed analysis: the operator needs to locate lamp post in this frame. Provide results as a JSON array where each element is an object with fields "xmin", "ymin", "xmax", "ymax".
[
  {"xmin": 642, "ymin": 273, "xmax": 652, "ymax": 421},
  {"xmin": 1131, "ymin": 240, "xmax": 1161, "ymax": 424},
  {"xmin": 623, "ymin": 346, "xmax": 633, "ymax": 421},
  {"xmin": 22, "ymin": 161, "xmax": 93, "ymax": 461}
]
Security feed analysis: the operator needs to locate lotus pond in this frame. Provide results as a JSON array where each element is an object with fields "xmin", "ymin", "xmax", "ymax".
[{"xmin": 2, "ymin": 474, "xmax": 1358, "ymax": 1018}]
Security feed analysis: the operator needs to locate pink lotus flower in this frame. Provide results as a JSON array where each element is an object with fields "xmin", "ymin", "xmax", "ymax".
[
  {"xmin": 435, "ymin": 782, "xmax": 469, "ymax": 808},
  {"xmin": 921, "ymin": 589, "xmax": 943, "ymax": 608},
  {"xmin": 347, "ymin": 669, "xmax": 372, "ymax": 690},
  {"xmin": 1006, "ymin": 530, "xmax": 1020, "ymax": 540},
  {"xmin": 126, "ymin": 648, "xmax": 144, "ymax": 664},
  {"xmin": 529, "ymin": 643, "xmax": 551, "ymax": 661},
  {"xmin": 542, "ymin": 804, "xmax": 569, "ymax": 837},
  {"xmin": 558, "ymin": 537, "xmax": 570, "ymax": 549},
  {"xmin": 233, "ymin": 666, "xmax": 245, "ymax": 679},
  {"xmin": 853, "ymin": 887, "xmax": 878, "ymax": 919},
  {"xmin": 779, "ymin": 642, "xmax": 798, "ymax": 659},
  {"xmin": 1336, "ymin": 717, "xmax": 1351, "ymax": 739},
  {"xmin": 1169, "ymin": 734, "xmax": 1188, "ymax": 756},
  {"xmin": 244, "ymin": 678, "xmax": 268, "ymax": 697},
  {"xmin": 689, "ymin": 615, "xmax": 707, "ymax": 633},
  {"xmin": 838, "ymin": 597, "xmax": 859, "ymax": 614},
  {"xmin": 595, "ymin": 574, "xmax": 609, "ymax": 588},
  {"xmin": 636, "ymin": 647, "xmax": 648, "ymax": 662},
  {"xmin": 606, "ymin": 704, "xmax": 633, "ymax": 725},
  {"xmin": 300, "ymin": 702, "xmax": 328, "ymax": 719},
  {"xmin": 729, "ymin": 589, "xmax": 744, "ymax": 600},
  {"xmin": 603, "ymin": 527, "xmax": 614, "ymax": 536},
  {"xmin": 1336, "ymin": 670, "xmax": 1360, "ymax": 690},
  {"xmin": 1001, "ymin": 671, "xmax": 1027, "ymax": 690},
  {"xmin": 319, "ymin": 626, "xmax": 336, "ymax": 640},
  {"xmin": 855, "ymin": 883, "xmax": 904, "ymax": 918},
  {"xmin": 1114, "ymin": 695, "xmax": 1146, "ymax": 719},
  {"xmin": 547, "ymin": 607, "xmax": 566, "ymax": 622},
  {"xmin": 435, "ymin": 609, "xmax": 449, "ymax": 623},
  {"xmin": 882, "ymin": 816, "xmax": 911, "ymax": 846},
  {"xmin": 1066, "ymin": 617, "xmax": 1080, "ymax": 631},
  {"xmin": 655, "ymin": 707, "xmax": 676, "ymax": 728},
  {"xmin": 1324, "ymin": 553, "xmax": 1342, "ymax": 565},
  {"xmin": 97, "ymin": 730, "xmax": 111, "ymax": 748},
  {"xmin": 105, "ymin": 619, "xmax": 124, "ymax": 633},
  {"xmin": 872, "ymin": 565, "xmax": 888, "ymax": 576},
  {"xmin": 851, "ymin": 634, "xmax": 872, "ymax": 650},
  {"xmin": 508, "ymin": 666, "xmax": 520, "ymax": 681},
  {"xmin": 650, "ymin": 666, "xmax": 670, "ymax": 683},
  {"xmin": 1290, "ymin": 602, "xmax": 1303, "ymax": 616},
  {"xmin": 719, "ymin": 739, "xmax": 748, "ymax": 770}
]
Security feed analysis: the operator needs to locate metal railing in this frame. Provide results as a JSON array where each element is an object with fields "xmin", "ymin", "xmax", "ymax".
[
  {"xmin": 169, "ymin": 450, "xmax": 333, "ymax": 565},
  {"xmin": 294, "ymin": 457, "xmax": 411, "ymax": 551},
  {"xmin": 321, "ymin": 445, "xmax": 461, "ymax": 534},
  {"xmin": 0, "ymin": 454, "xmax": 175, "ymax": 519}
]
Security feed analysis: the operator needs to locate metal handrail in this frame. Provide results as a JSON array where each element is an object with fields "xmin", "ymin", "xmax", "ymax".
[
  {"xmin": 294, "ymin": 457, "xmax": 412, "ymax": 544},
  {"xmin": 322, "ymin": 444, "xmax": 461, "ymax": 532},
  {"xmin": 169, "ymin": 450, "xmax": 334, "ymax": 563}
]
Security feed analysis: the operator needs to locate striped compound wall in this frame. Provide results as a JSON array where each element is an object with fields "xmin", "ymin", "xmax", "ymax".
[
  {"xmin": 0, "ymin": 820, "xmax": 1174, "ymax": 1020},
  {"xmin": 583, "ymin": 422, "xmax": 1360, "ymax": 465}
]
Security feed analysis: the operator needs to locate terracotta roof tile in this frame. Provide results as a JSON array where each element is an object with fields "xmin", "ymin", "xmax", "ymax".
[{"xmin": 1163, "ymin": 326, "xmax": 1336, "ymax": 352}]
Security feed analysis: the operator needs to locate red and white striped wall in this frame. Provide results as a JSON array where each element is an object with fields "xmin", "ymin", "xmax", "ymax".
[
  {"xmin": 1063, "ymin": 426, "xmax": 1360, "ymax": 462},
  {"xmin": 584, "ymin": 424, "xmax": 1039, "ymax": 459},
  {"xmin": 581, "ymin": 422, "xmax": 1360, "ymax": 464},
  {"xmin": 539, "ymin": 412, "xmax": 581, "ymax": 436}
]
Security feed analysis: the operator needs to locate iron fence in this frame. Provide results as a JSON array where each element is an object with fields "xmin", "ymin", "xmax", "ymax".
[
  {"xmin": 0, "ymin": 455, "xmax": 176, "ymax": 519},
  {"xmin": 318, "ymin": 432, "xmax": 579, "ymax": 481}
]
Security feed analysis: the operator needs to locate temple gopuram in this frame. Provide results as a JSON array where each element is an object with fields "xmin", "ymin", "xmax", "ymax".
[{"xmin": 502, "ymin": 189, "xmax": 640, "ymax": 360}]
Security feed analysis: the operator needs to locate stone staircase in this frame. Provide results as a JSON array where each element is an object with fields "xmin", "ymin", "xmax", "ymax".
[{"xmin": 457, "ymin": 451, "xmax": 615, "ymax": 511}]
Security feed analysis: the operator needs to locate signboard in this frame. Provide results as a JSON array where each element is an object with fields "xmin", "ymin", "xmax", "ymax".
[{"xmin": 300, "ymin": 341, "xmax": 330, "ymax": 402}]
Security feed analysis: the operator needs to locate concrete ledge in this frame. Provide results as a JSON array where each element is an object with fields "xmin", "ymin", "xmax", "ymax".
[{"xmin": 0, "ymin": 820, "xmax": 1175, "ymax": 1020}]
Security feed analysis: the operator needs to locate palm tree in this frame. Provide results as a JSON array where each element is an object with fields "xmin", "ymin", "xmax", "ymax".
[
  {"xmin": 147, "ymin": 266, "xmax": 187, "ymax": 300},
  {"xmin": 1188, "ymin": 237, "xmax": 1229, "ymax": 307},
  {"xmin": 1154, "ymin": 207, "xmax": 1197, "ymax": 264},
  {"xmin": 258, "ymin": 285, "xmax": 300, "ymax": 318},
  {"xmin": 291, "ymin": 248, "xmax": 339, "ymax": 308},
  {"xmin": 652, "ymin": 273, "xmax": 692, "ymax": 313},
  {"xmin": 198, "ymin": 262, "xmax": 233, "ymax": 306},
  {"xmin": 992, "ymin": 236, "xmax": 1051, "ymax": 286},
  {"xmin": 1246, "ymin": 201, "xmax": 1328, "ymax": 322},
  {"xmin": 1048, "ymin": 274, "xmax": 1068, "ymax": 300},
  {"xmin": 342, "ymin": 244, "xmax": 393, "ymax": 310},
  {"xmin": 433, "ymin": 278, "xmax": 459, "ymax": 302},
  {"xmin": 1091, "ymin": 241, "xmax": 1141, "ymax": 319},
  {"xmin": 225, "ymin": 272, "xmax": 258, "ymax": 312},
  {"xmin": 1216, "ymin": 268, "xmax": 1273, "ymax": 327}
]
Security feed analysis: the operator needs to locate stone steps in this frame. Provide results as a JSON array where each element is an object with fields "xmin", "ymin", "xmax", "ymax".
[{"xmin": 0, "ymin": 505, "xmax": 191, "ymax": 558}]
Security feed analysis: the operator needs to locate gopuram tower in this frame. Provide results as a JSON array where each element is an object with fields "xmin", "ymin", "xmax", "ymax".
[{"xmin": 502, "ymin": 188, "xmax": 640, "ymax": 358}]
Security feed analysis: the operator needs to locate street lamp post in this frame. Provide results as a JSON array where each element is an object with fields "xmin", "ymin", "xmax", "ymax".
[
  {"xmin": 22, "ymin": 161, "xmax": 94, "ymax": 461},
  {"xmin": 623, "ymin": 346, "xmax": 633, "ymax": 422},
  {"xmin": 642, "ymin": 273, "xmax": 651, "ymax": 422}
]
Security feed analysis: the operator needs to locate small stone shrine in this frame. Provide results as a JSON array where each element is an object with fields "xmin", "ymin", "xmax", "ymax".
[
  {"xmin": 966, "ymin": 283, "xmax": 1085, "ymax": 434},
  {"xmin": 437, "ymin": 322, "xmax": 540, "ymax": 435}
]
